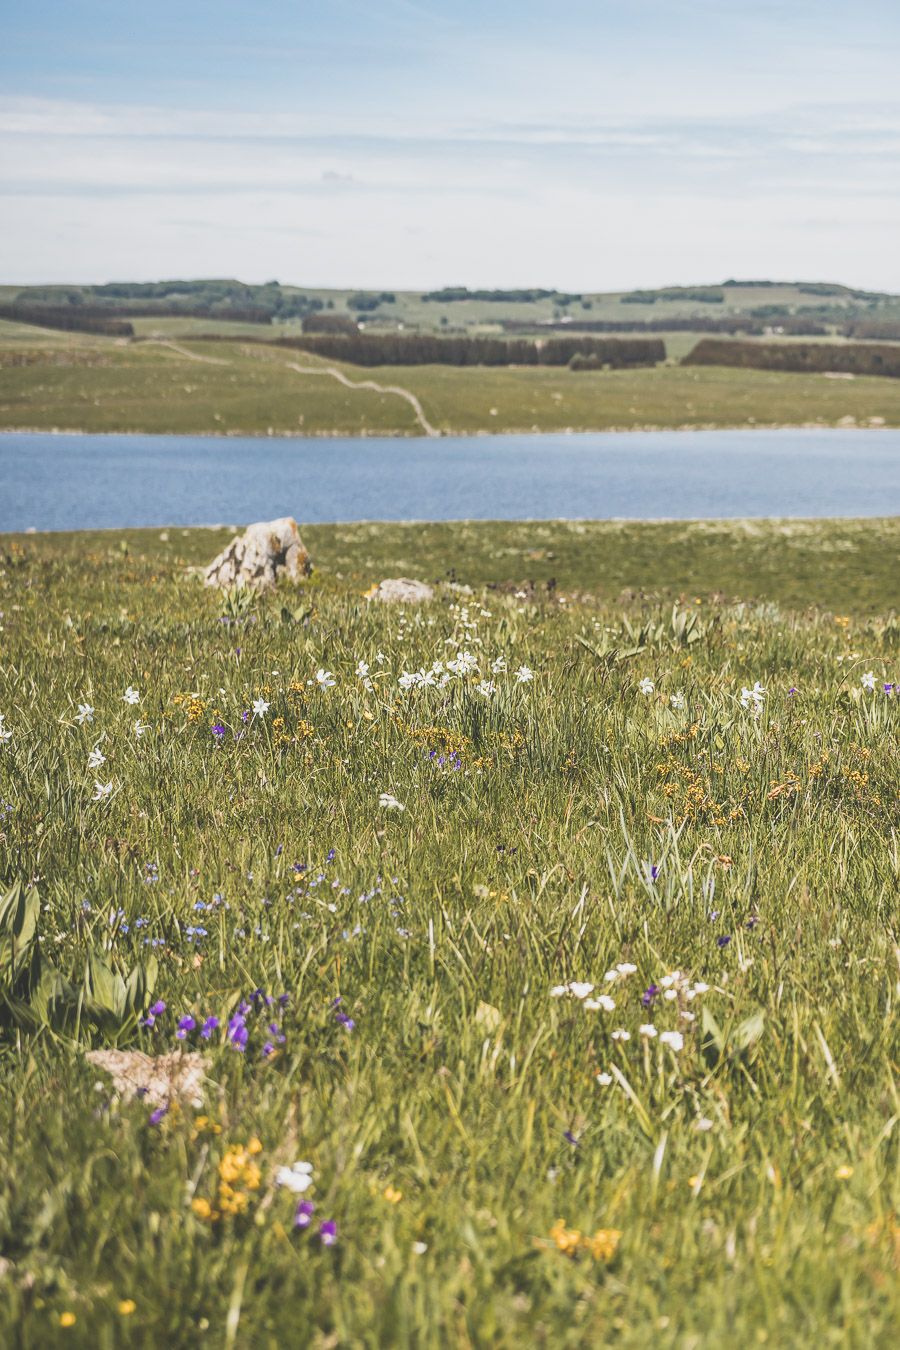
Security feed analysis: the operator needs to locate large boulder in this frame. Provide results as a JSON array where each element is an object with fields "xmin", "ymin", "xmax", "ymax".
[
  {"xmin": 367, "ymin": 577, "xmax": 434, "ymax": 604},
  {"xmin": 203, "ymin": 517, "xmax": 310, "ymax": 589}
]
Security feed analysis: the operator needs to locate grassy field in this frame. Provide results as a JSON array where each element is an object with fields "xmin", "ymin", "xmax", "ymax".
[
  {"xmin": 3, "ymin": 335, "xmax": 900, "ymax": 436},
  {"xmin": 0, "ymin": 520, "xmax": 898, "ymax": 1345}
]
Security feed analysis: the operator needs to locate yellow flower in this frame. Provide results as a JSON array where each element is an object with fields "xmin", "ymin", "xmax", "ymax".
[
  {"xmin": 549, "ymin": 1218, "xmax": 582, "ymax": 1256},
  {"xmin": 247, "ymin": 1136, "xmax": 263, "ymax": 1155},
  {"xmin": 192, "ymin": 1197, "xmax": 213, "ymax": 1220},
  {"xmin": 118, "ymin": 1300, "xmax": 136, "ymax": 1316},
  {"xmin": 835, "ymin": 1165, "xmax": 854, "ymax": 1181},
  {"xmin": 59, "ymin": 1312, "xmax": 77, "ymax": 1328},
  {"xmin": 383, "ymin": 1185, "xmax": 403, "ymax": 1204},
  {"xmin": 586, "ymin": 1228, "xmax": 622, "ymax": 1262}
]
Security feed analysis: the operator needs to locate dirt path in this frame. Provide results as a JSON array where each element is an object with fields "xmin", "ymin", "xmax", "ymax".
[
  {"xmin": 139, "ymin": 339, "xmax": 230, "ymax": 365},
  {"xmin": 284, "ymin": 361, "xmax": 439, "ymax": 437},
  {"xmin": 135, "ymin": 339, "xmax": 439, "ymax": 434}
]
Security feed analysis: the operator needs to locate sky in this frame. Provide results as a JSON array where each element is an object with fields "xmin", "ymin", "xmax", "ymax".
[{"xmin": 1, "ymin": 0, "xmax": 899, "ymax": 291}]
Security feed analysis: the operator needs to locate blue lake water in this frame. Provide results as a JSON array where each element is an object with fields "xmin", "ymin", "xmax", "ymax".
[{"xmin": 1, "ymin": 428, "xmax": 899, "ymax": 531}]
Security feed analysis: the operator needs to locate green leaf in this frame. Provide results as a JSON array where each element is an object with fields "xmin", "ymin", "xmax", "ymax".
[{"xmin": 734, "ymin": 1008, "xmax": 766, "ymax": 1053}]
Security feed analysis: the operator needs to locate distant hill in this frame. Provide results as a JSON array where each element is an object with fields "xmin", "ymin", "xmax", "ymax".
[{"xmin": 3, "ymin": 278, "xmax": 900, "ymax": 342}]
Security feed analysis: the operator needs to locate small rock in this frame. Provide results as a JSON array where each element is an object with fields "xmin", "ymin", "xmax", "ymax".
[
  {"xmin": 86, "ymin": 1049, "xmax": 207, "ymax": 1108},
  {"xmin": 203, "ymin": 517, "xmax": 310, "ymax": 590},
  {"xmin": 368, "ymin": 578, "xmax": 435, "ymax": 604}
]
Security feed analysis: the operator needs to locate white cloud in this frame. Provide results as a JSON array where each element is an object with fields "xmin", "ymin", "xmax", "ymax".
[{"xmin": 1, "ymin": 95, "xmax": 899, "ymax": 290}]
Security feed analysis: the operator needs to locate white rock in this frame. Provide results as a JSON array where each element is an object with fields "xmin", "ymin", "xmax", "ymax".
[
  {"xmin": 368, "ymin": 578, "xmax": 434, "ymax": 604},
  {"xmin": 203, "ymin": 517, "xmax": 310, "ymax": 590}
]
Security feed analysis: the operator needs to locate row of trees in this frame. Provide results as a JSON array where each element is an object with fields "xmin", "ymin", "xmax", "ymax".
[
  {"xmin": 682, "ymin": 339, "xmax": 900, "ymax": 378},
  {"xmin": 273, "ymin": 333, "xmax": 665, "ymax": 368},
  {"xmin": 0, "ymin": 305, "xmax": 134, "ymax": 336},
  {"xmin": 502, "ymin": 316, "xmax": 828, "ymax": 336}
]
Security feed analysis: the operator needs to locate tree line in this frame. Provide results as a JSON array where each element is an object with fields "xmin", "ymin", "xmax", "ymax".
[
  {"xmin": 682, "ymin": 339, "xmax": 900, "ymax": 378},
  {"xmin": 270, "ymin": 333, "xmax": 664, "ymax": 367}
]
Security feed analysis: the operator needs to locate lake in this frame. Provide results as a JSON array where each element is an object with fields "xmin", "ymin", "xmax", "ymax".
[{"xmin": 2, "ymin": 428, "xmax": 899, "ymax": 532}]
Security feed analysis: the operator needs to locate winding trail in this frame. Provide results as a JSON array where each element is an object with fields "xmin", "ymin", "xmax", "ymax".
[
  {"xmin": 140, "ymin": 339, "xmax": 230, "ymax": 365},
  {"xmin": 135, "ymin": 338, "xmax": 439, "ymax": 434},
  {"xmin": 284, "ymin": 361, "xmax": 439, "ymax": 437}
]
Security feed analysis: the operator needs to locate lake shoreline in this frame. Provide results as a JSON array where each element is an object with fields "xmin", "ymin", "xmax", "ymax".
[{"xmin": 0, "ymin": 418, "xmax": 895, "ymax": 440}]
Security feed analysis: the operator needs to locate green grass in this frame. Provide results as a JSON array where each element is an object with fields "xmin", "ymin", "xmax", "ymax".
[
  {"xmin": 3, "ymin": 336, "xmax": 900, "ymax": 436},
  {"xmin": 0, "ymin": 521, "xmax": 898, "ymax": 1346}
]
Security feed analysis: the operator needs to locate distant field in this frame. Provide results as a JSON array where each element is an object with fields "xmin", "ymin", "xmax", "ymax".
[{"xmin": 3, "ymin": 335, "xmax": 900, "ymax": 436}]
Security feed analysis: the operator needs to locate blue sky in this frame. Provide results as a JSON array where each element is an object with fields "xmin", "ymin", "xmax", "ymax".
[{"xmin": 2, "ymin": 1, "xmax": 899, "ymax": 289}]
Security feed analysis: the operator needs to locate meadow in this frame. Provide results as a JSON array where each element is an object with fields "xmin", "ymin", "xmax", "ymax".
[
  {"xmin": 0, "ymin": 520, "xmax": 897, "ymax": 1346},
  {"xmin": 3, "ymin": 335, "xmax": 900, "ymax": 437}
]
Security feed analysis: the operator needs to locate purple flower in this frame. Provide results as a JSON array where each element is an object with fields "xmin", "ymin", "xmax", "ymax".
[
  {"xmin": 641, "ymin": 984, "xmax": 659, "ymax": 1008},
  {"xmin": 563, "ymin": 1130, "xmax": 579, "ymax": 1147},
  {"xmin": 227, "ymin": 1011, "xmax": 249, "ymax": 1050},
  {"xmin": 150, "ymin": 1000, "xmax": 166, "ymax": 1016},
  {"xmin": 788, "ymin": 687, "xmax": 798, "ymax": 696},
  {"xmin": 318, "ymin": 1220, "xmax": 338, "ymax": 1247},
  {"xmin": 176, "ymin": 1015, "xmax": 196, "ymax": 1040},
  {"xmin": 335, "ymin": 1012, "xmax": 355, "ymax": 1031},
  {"xmin": 326, "ymin": 849, "xmax": 336, "ymax": 863},
  {"xmin": 716, "ymin": 934, "xmax": 732, "ymax": 948},
  {"xmin": 240, "ymin": 710, "xmax": 250, "ymax": 723},
  {"xmin": 200, "ymin": 1016, "xmax": 220, "ymax": 1039},
  {"xmin": 294, "ymin": 1200, "xmax": 315, "ymax": 1229},
  {"xmin": 149, "ymin": 1104, "xmax": 168, "ymax": 1126},
  {"xmin": 212, "ymin": 723, "xmax": 226, "ymax": 739}
]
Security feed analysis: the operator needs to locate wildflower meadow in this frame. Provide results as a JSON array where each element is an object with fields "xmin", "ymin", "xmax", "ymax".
[{"xmin": 0, "ymin": 521, "xmax": 897, "ymax": 1346}]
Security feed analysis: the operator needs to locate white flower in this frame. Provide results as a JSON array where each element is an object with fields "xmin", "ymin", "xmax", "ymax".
[
  {"xmin": 76, "ymin": 703, "xmax": 95, "ymax": 724},
  {"xmin": 475, "ymin": 679, "xmax": 496, "ymax": 698},
  {"xmin": 0, "ymin": 721, "xmax": 10, "ymax": 745},
  {"xmin": 638, "ymin": 678, "xmax": 654, "ymax": 696},
  {"xmin": 861, "ymin": 671, "xmax": 876, "ymax": 690},
  {"xmin": 670, "ymin": 692, "xmax": 685, "ymax": 710},
  {"xmin": 123, "ymin": 686, "xmax": 140, "ymax": 705},
  {"xmin": 691, "ymin": 981, "xmax": 709, "ymax": 995},
  {"xmin": 449, "ymin": 649, "xmax": 478, "ymax": 676},
  {"xmin": 411, "ymin": 1241, "xmax": 428, "ymax": 1255},
  {"xmin": 549, "ymin": 985, "xmax": 569, "ymax": 998},
  {"xmin": 315, "ymin": 669, "xmax": 336, "ymax": 689},
  {"xmin": 356, "ymin": 660, "xmax": 369, "ymax": 678},
  {"xmin": 134, "ymin": 720, "xmax": 149, "ymax": 737},
  {"xmin": 490, "ymin": 656, "xmax": 507, "ymax": 673},
  {"xmin": 378, "ymin": 792, "xmax": 406, "ymax": 812},
  {"xmin": 595, "ymin": 1072, "xmax": 613, "ymax": 1086},
  {"xmin": 87, "ymin": 747, "xmax": 106, "ymax": 770},
  {"xmin": 567, "ymin": 982, "xmax": 595, "ymax": 1000},
  {"xmin": 375, "ymin": 651, "xmax": 386, "ymax": 665},
  {"xmin": 740, "ymin": 681, "xmax": 766, "ymax": 710},
  {"xmin": 252, "ymin": 697, "xmax": 270, "ymax": 717},
  {"xmin": 611, "ymin": 1029, "xmax": 631, "ymax": 1042},
  {"xmin": 583, "ymin": 995, "xmax": 616, "ymax": 1012},
  {"xmin": 603, "ymin": 969, "xmax": 619, "ymax": 983},
  {"xmin": 694, "ymin": 1117, "xmax": 714, "ymax": 1132},
  {"xmin": 659, "ymin": 1030, "xmax": 684, "ymax": 1052},
  {"xmin": 663, "ymin": 988, "xmax": 678, "ymax": 1001},
  {"xmin": 275, "ymin": 1161, "xmax": 314, "ymax": 1194},
  {"xmin": 398, "ymin": 671, "xmax": 417, "ymax": 690},
  {"xmin": 92, "ymin": 781, "xmax": 114, "ymax": 801},
  {"xmin": 639, "ymin": 1023, "xmax": 658, "ymax": 1038},
  {"xmin": 515, "ymin": 665, "xmax": 534, "ymax": 683}
]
